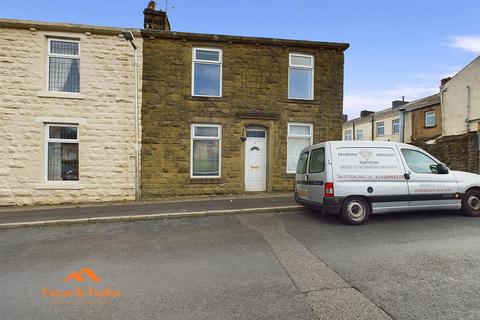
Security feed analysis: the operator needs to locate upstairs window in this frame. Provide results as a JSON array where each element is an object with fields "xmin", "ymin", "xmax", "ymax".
[
  {"xmin": 344, "ymin": 130, "xmax": 352, "ymax": 141},
  {"xmin": 356, "ymin": 129, "xmax": 364, "ymax": 141},
  {"xmin": 288, "ymin": 53, "xmax": 314, "ymax": 100},
  {"xmin": 48, "ymin": 39, "xmax": 80, "ymax": 93},
  {"xmin": 192, "ymin": 48, "xmax": 222, "ymax": 97},
  {"xmin": 392, "ymin": 119, "xmax": 400, "ymax": 134},
  {"xmin": 287, "ymin": 123, "xmax": 313, "ymax": 173},
  {"xmin": 376, "ymin": 122, "xmax": 385, "ymax": 136},
  {"xmin": 425, "ymin": 111, "xmax": 435, "ymax": 127}
]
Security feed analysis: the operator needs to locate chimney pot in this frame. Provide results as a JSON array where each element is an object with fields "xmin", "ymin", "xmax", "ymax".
[{"xmin": 147, "ymin": 1, "xmax": 156, "ymax": 10}]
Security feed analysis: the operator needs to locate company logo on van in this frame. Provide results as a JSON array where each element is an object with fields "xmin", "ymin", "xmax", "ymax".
[{"xmin": 358, "ymin": 149, "xmax": 373, "ymax": 162}]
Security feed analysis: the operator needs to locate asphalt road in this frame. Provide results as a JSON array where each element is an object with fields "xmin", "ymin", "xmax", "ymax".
[{"xmin": 1, "ymin": 209, "xmax": 480, "ymax": 319}]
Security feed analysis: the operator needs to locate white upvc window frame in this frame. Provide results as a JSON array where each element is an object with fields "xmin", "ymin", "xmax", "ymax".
[
  {"xmin": 190, "ymin": 123, "xmax": 222, "ymax": 178},
  {"xmin": 376, "ymin": 121, "xmax": 385, "ymax": 136},
  {"xmin": 191, "ymin": 47, "xmax": 223, "ymax": 97},
  {"xmin": 356, "ymin": 129, "xmax": 364, "ymax": 141},
  {"xmin": 286, "ymin": 122, "xmax": 313, "ymax": 173},
  {"xmin": 425, "ymin": 111, "xmax": 436, "ymax": 127},
  {"xmin": 44, "ymin": 123, "xmax": 80, "ymax": 183},
  {"xmin": 47, "ymin": 38, "xmax": 81, "ymax": 93},
  {"xmin": 392, "ymin": 118, "xmax": 400, "ymax": 135},
  {"xmin": 288, "ymin": 53, "xmax": 314, "ymax": 100},
  {"xmin": 344, "ymin": 130, "xmax": 353, "ymax": 141}
]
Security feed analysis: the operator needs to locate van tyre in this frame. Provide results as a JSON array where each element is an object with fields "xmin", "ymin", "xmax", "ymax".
[
  {"xmin": 462, "ymin": 189, "xmax": 480, "ymax": 217},
  {"xmin": 340, "ymin": 197, "xmax": 371, "ymax": 225}
]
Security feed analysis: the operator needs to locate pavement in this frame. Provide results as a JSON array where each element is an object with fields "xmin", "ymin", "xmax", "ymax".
[{"xmin": 0, "ymin": 194, "xmax": 300, "ymax": 229}]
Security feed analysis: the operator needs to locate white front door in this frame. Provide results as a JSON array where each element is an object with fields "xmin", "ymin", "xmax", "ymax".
[{"xmin": 245, "ymin": 129, "xmax": 266, "ymax": 192}]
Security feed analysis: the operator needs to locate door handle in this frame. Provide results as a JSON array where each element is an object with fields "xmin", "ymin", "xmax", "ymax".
[
  {"xmin": 304, "ymin": 175, "xmax": 309, "ymax": 181},
  {"xmin": 404, "ymin": 173, "xmax": 410, "ymax": 180}
]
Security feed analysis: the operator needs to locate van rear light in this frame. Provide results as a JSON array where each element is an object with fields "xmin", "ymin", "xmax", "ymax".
[{"xmin": 324, "ymin": 182, "xmax": 334, "ymax": 197}]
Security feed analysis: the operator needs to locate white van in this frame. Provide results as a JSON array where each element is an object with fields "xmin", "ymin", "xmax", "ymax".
[{"xmin": 295, "ymin": 141, "xmax": 480, "ymax": 224}]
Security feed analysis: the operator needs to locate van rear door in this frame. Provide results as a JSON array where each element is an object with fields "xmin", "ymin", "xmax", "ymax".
[
  {"xmin": 305, "ymin": 146, "xmax": 326, "ymax": 203},
  {"xmin": 295, "ymin": 150, "xmax": 310, "ymax": 200}
]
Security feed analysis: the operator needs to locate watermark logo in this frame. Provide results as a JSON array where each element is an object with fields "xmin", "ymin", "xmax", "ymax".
[
  {"xmin": 64, "ymin": 267, "xmax": 101, "ymax": 283},
  {"xmin": 42, "ymin": 267, "xmax": 122, "ymax": 305}
]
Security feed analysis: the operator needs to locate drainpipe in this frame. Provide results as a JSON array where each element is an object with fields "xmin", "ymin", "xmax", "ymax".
[
  {"xmin": 399, "ymin": 108, "xmax": 406, "ymax": 143},
  {"xmin": 465, "ymin": 86, "xmax": 471, "ymax": 133},
  {"xmin": 352, "ymin": 121, "xmax": 356, "ymax": 141},
  {"xmin": 440, "ymin": 88, "xmax": 446, "ymax": 136},
  {"xmin": 371, "ymin": 115, "xmax": 375, "ymax": 141},
  {"xmin": 122, "ymin": 31, "xmax": 140, "ymax": 203}
]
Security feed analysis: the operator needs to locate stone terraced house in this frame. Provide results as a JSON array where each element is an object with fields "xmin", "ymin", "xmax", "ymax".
[
  {"xmin": 140, "ymin": 2, "xmax": 349, "ymax": 198},
  {"xmin": 0, "ymin": 19, "xmax": 142, "ymax": 206}
]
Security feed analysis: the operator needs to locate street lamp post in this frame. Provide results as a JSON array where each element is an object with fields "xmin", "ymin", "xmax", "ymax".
[{"xmin": 122, "ymin": 31, "xmax": 140, "ymax": 203}]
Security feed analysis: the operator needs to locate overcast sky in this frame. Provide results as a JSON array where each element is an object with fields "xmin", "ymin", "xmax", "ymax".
[{"xmin": 1, "ymin": 0, "xmax": 479, "ymax": 118}]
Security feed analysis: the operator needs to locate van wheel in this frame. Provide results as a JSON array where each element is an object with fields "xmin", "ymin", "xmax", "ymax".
[
  {"xmin": 340, "ymin": 197, "xmax": 371, "ymax": 225},
  {"xmin": 462, "ymin": 189, "xmax": 480, "ymax": 217}
]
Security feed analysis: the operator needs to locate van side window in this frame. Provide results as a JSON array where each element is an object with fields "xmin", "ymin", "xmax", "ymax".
[
  {"xmin": 309, "ymin": 148, "xmax": 325, "ymax": 173},
  {"xmin": 296, "ymin": 151, "xmax": 309, "ymax": 174},
  {"xmin": 401, "ymin": 149, "xmax": 438, "ymax": 174}
]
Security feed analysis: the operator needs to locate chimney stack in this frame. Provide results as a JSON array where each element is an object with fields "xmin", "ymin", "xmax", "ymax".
[
  {"xmin": 392, "ymin": 99, "xmax": 409, "ymax": 109},
  {"xmin": 440, "ymin": 77, "xmax": 452, "ymax": 87},
  {"xmin": 144, "ymin": 1, "xmax": 171, "ymax": 31},
  {"xmin": 360, "ymin": 110, "xmax": 375, "ymax": 117}
]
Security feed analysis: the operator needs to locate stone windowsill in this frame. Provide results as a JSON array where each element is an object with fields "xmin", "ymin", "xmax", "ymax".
[
  {"xmin": 285, "ymin": 98, "xmax": 318, "ymax": 105},
  {"xmin": 35, "ymin": 183, "xmax": 85, "ymax": 190},
  {"xmin": 187, "ymin": 178, "xmax": 225, "ymax": 184},
  {"xmin": 37, "ymin": 91, "xmax": 86, "ymax": 100},
  {"xmin": 282, "ymin": 173, "xmax": 296, "ymax": 178}
]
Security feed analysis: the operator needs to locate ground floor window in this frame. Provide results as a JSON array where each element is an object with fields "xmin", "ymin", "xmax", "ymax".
[
  {"xmin": 356, "ymin": 129, "xmax": 364, "ymax": 141},
  {"xmin": 45, "ymin": 124, "xmax": 79, "ymax": 181},
  {"xmin": 287, "ymin": 123, "xmax": 313, "ymax": 173},
  {"xmin": 344, "ymin": 130, "xmax": 352, "ymax": 140},
  {"xmin": 191, "ymin": 124, "xmax": 221, "ymax": 178}
]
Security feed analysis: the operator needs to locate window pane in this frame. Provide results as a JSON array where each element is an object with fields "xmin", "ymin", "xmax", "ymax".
[
  {"xmin": 195, "ymin": 50, "xmax": 220, "ymax": 62},
  {"xmin": 345, "ymin": 130, "xmax": 352, "ymax": 140},
  {"xmin": 193, "ymin": 63, "xmax": 221, "ymax": 96},
  {"xmin": 289, "ymin": 124, "xmax": 310, "ymax": 136},
  {"xmin": 49, "ymin": 57, "xmax": 80, "ymax": 92},
  {"xmin": 426, "ymin": 113, "xmax": 435, "ymax": 127},
  {"xmin": 377, "ymin": 123, "xmax": 384, "ymax": 135},
  {"xmin": 192, "ymin": 140, "xmax": 219, "ymax": 176},
  {"xmin": 401, "ymin": 149, "xmax": 437, "ymax": 174},
  {"xmin": 194, "ymin": 126, "xmax": 218, "ymax": 137},
  {"xmin": 288, "ymin": 136, "xmax": 310, "ymax": 172},
  {"xmin": 50, "ymin": 40, "xmax": 79, "ymax": 55},
  {"xmin": 356, "ymin": 130, "xmax": 364, "ymax": 140},
  {"xmin": 289, "ymin": 68, "xmax": 312, "ymax": 99},
  {"xmin": 296, "ymin": 151, "xmax": 309, "ymax": 174},
  {"xmin": 246, "ymin": 130, "xmax": 265, "ymax": 138},
  {"xmin": 49, "ymin": 126, "xmax": 77, "ymax": 140},
  {"xmin": 393, "ymin": 120, "xmax": 400, "ymax": 134},
  {"xmin": 309, "ymin": 148, "xmax": 325, "ymax": 173},
  {"xmin": 291, "ymin": 55, "xmax": 312, "ymax": 67},
  {"xmin": 48, "ymin": 142, "xmax": 79, "ymax": 181}
]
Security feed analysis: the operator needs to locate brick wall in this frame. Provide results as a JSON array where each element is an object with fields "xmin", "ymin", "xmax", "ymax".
[
  {"xmin": 141, "ymin": 35, "xmax": 346, "ymax": 198},
  {"xmin": 411, "ymin": 132, "xmax": 479, "ymax": 174},
  {"xmin": 0, "ymin": 24, "xmax": 142, "ymax": 206}
]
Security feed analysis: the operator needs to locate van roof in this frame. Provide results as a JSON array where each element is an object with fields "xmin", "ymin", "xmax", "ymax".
[{"xmin": 308, "ymin": 140, "xmax": 420, "ymax": 150}]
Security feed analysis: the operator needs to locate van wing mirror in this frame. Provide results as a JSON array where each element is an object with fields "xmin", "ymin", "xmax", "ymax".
[{"xmin": 436, "ymin": 163, "xmax": 449, "ymax": 174}]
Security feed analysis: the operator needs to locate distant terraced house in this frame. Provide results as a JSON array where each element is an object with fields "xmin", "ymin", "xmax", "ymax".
[{"xmin": 0, "ymin": 1, "xmax": 349, "ymax": 206}]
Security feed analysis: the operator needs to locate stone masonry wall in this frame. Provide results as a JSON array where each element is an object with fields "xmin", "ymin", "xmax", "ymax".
[
  {"xmin": 141, "ymin": 36, "xmax": 345, "ymax": 198},
  {"xmin": 411, "ymin": 132, "xmax": 479, "ymax": 174},
  {"xmin": 0, "ymin": 26, "xmax": 142, "ymax": 206}
]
